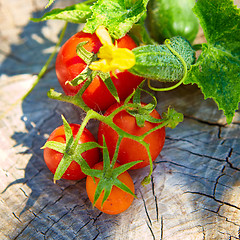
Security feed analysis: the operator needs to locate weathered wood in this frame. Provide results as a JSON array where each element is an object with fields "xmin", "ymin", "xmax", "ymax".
[{"xmin": 0, "ymin": 0, "xmax": 240, "ymax": 239}]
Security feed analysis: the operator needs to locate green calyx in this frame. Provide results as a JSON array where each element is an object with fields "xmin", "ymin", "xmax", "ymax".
[
  {"xmin": 81, "ymin": 137, "xmax": 141, "ymax": 206},
  {"xmin": 41, "ymin": 115, "xmax": 102, "ymax": 182},
  {"xmin": 65, "ymin": 41, "xmax": 120, "ymax": 104}
]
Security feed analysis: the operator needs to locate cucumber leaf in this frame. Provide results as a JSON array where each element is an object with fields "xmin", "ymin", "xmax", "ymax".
[
  {"xmin": 31, "ymin": 3, "xmax": 92, "ymax": 23},
  {"xmin": 184, "ymin": 0, "xmax": 240, "ymax": 124},
  {"xmin": 83, "ymin": 0, "xmax": 148, "ymax": 39}
]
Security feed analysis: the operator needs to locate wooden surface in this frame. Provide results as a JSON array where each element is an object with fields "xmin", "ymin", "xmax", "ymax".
[{"xmin": 0, "ymin": 0, "xmax": 240, "ymax": 239}]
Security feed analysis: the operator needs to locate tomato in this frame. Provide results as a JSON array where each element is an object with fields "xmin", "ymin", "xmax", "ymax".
[
  {"xmin": 44, "ymin": 124, "xmax": 99, "ymax": 180},
  {"xmin": 55, "ymin": 31, "xmax": 144, "ymax": 111},
  {"xmin": 98, "ymin": 102, "xmax": 166, "ymax": 169},
  {"xmin": 86, "ymin": 162, "xmax": 135, "ymax": 215}
]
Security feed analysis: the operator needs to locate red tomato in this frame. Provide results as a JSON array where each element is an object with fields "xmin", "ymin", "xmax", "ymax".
[
  {"xmin": 86, "ymin": 162, "xmax": 135, "ymax": 215},
  {"xmin": 55, "ymin": 31, "xmax": 144, "ymax": 111},
  {"xmin": 98, "ymin": 102, "xmax": 166, "ymax": 169},
  {"xmin": 44, "ymin": 124, "xmax": 99, "ymax": 180}
]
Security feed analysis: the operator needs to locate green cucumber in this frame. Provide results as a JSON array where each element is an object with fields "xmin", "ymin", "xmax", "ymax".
[
  {"xmin": 129, "ymin": 36, "xmax": 195, "ymax": 82},
  {"xmin": 147, "ymin": 0, "xmax": 199, "ymax": 43}
]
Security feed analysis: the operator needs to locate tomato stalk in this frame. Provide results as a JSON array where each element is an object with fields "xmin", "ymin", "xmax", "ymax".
[{"xmin": 48, "ymin": 80, "xmax": 183, "ymax": 184}]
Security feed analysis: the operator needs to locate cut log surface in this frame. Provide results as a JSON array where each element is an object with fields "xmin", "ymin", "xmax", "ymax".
[{"xmin": 0, "ymin": 0, "xmax": 240, "ymax": 239}]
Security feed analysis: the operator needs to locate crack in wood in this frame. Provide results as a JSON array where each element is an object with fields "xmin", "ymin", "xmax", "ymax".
[
  {"xmin": 139, "ymin": 189, "xmax": 152, "ymax": 227},
  {"xmin": 19, "ymin": 187, "xmax": 29, "ymax": 198},
  {"xmin": 184, "ymin": 115, "xmax": 227, "ymax": 127},
  {"xmin": 205, "ymin": 207, "xmax": 240, "ymax": 228},
  {"xmin": 151, "ymin": 176, "xmax": 159, "ymax": 222},
  {"xmin": 74, "ymin": 219, "xmax": 92, "ymax": 235},
  {"xmin": 12, "ymin": 212, "xmax": 22, "ymax": 223},
  {"xmin": 201, "ymin": 225, "xmax": 206, "ymax": 240},
  {"xmin": 156, "ymin": 159, "xmax": 197, "ymax": 171},
  {"xmin": 13, "ymin": 202, "xmax": 50, "ymax": 239},
  {"xmin": 213, "ymin": 165, "xmax": 226, "ymax": 198},
  {"xmin": 92, "ymin": 232, "xmax": 100, "ymax": 240},
  {"xmin": 185, "ymin": 191, "xmax": 240, "ymax": 211},
  {"xmin": 176, "ymin": 148, "xmax": 226, "ymax": 162},
  {"xmin": 166, "ymin": 135, "xmax": 200, "ymax": 145},
  {"xmin": 146, "ymin": 220, "xmax": 156, "ymax": 240},
  {"xmin": 160, "ymin": 216, "xmax": 163, "ymax": 240},
  {"xmin": 218, "ymin": 230, "xmax": 240, "ymax": 240},
  {"xmin": 226, "ymin": 148, "xmax": 240, "ymax": 172},
  {"xmin": 42, "ymin": 210, "xmax": 70, "ymax": 237}
]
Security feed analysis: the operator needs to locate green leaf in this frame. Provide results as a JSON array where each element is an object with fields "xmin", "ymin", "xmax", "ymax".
[
  {"xmin": 101, "ymin": 183, "xmax": 113, "ymax": 207},
  {"xmin": 162, "ymin": 107, "xmax": 184, "ymax": 129},
  {"xmin": 184, "ymin": 0, "xmax": 240, "ymax": 123},
  {"xmin": 114, "ymin": 178, "xmax": 136, "ymax": 198},
  {"xmin": 97, "ymin": 71, "xmax": 120, "ymax": 103},
  {"xmin": 83, "ymin": 0, "xmax": 148, "ymax": 39},
  {"xmin": 66, "ymin": 67, "xmax": 91, "ymax": 87},
  {"xmin": 31, "ymin": 3, "xmax": 92, "ymax": 23},
  {"xmin": 54, "ymin": 155, "xmax": 72, "ymax": 181},
  {"xmin": 78, "ymin": 156, "xmax": 103, "ymax": 178},
  {"xmin": 61, "ymin": 115, "xmax": 74, "ymax": 150},
  {"xmin": 41, "ymin": 141, "xmax": 66, "ymax": 154},
  {"xmin": 112, "ymin": 161, "xmax": 142, "ymax": 177},
  {"xmin": 93, "ymin": 178, "xmax": 109, "ymax": 206},
  {"xmin": 102, "ymin": 136, "xmax": 111, "ymax": 170},
  {"xmin": 76, "ymin": 42, "xmax": 95, "ymax": 65},
  {"xmin": 74, "ymin": 142, "xmax": 102, "ymax": 163}
]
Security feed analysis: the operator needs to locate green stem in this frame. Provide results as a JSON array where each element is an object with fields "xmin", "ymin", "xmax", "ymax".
[
  {"xmin": 110, "ymin": 136, "xmax": 123, "ymax": 167},
  {"xmin": 147, "ymin": 39, "xmax": 188, "ymax": 92},
  {"xmin": 48, "ymin": 75, "xmax": 95, "ymax": 113},
  {"xmin": 24, "ymin": 22, "xmax": 68, "ymax": 100},
  {"xmin": 70, "ymin": 110, "xmax": 104, "ymax": 153},
  {"xmin": 141, "ymin": 142, "xmax": 152, "ymax": 185}
]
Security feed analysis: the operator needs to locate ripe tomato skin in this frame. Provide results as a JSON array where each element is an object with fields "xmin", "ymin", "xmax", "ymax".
[
  {"xmin": 44, "ymin": 124, "xmax": 99, "ymax": 180},
  {"xmin": 98, "ymin": 102, "xmax": 166, "ymax": 169},
  {"xmin": 86, "ymin": 162, "xmax": 135, "ymax": 215},
  {"xmin": 55, "ymin": 31, "xmax": 144, "ymax": 111}
]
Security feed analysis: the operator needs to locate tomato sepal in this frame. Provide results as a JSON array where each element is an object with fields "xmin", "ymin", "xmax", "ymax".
[
  {"xmin": 76, "ymin": 41, "xmax": 95, "ymax": 65},
  {"xmin": 42, "ymin": 115, "xmax": 102, "ymax": 181},
  {"xmin": 96, "ymin": 71, "xmax": 120, "ymax": 103},
  {"xmin": 41, "ymin": 141, "xmax": 66, "ymax": 154},
  {"xmin": 83, "ymin": 137, "xmax": 141, "ymax": 207},
  {"xmin": 162, "ymin": 107, "xmax": 184, "ymax": 129}
]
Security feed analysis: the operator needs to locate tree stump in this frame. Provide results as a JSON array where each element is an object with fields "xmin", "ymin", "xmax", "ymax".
[{"xmin": 0, "ymin": 0, "xmax": 240, "ymax": 239}]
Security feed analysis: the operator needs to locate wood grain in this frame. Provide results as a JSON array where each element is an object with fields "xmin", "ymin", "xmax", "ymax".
[{"xmin": 0, "ymin": 0, "xmax": 240, "ymax": 239}]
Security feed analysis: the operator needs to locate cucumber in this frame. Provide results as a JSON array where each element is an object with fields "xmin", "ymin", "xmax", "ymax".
[
  {"xmin": 147, "ymin": 0, "xmax": 199, "ymax": 43},
  {"xmin": 129, "ymin": 36, "xmax": 195, "ymax": 82}
]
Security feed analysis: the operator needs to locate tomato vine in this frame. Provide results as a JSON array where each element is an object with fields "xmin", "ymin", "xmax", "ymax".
[{"xmin": 34, "ymin": 0, "xmax": 240, "ymax": 214}]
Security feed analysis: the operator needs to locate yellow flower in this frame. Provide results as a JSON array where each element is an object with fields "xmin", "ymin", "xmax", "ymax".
[{"xmin": 89, "ymin": 26, "xmax": 135, "ymax": 73}]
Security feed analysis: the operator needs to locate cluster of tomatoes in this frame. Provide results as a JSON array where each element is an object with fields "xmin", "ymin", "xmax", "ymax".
[{"xmin": 43, "ymin": 31, "xmax": 166, "ymax": 215}]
